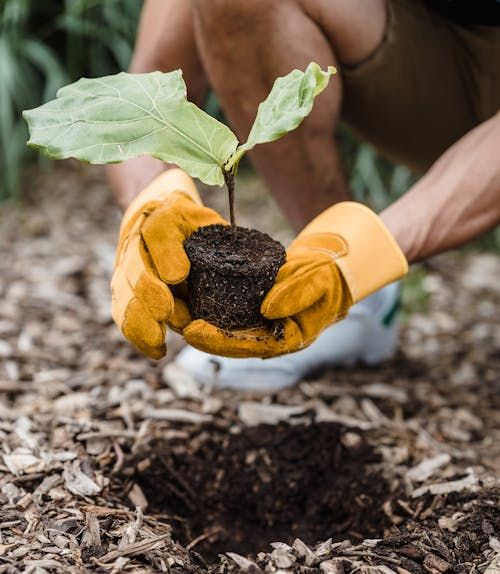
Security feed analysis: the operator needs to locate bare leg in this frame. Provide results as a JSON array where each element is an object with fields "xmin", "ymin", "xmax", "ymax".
[
  {"xmin": 193, "ymin": 0, "xmax": 386, "ymax": 231},
  {"xmin": 108, "ymin": 0, "xmax": 209, "ymax": 209}
]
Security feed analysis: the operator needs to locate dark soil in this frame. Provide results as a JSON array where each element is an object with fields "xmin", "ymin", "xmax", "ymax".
[
  {"xmin": 123, "ymin": 422, "xmax": 391, "ymax": 562},
  {"xmin": 184, "ymin": 224, "xmax": 286, "ymax": 329}
]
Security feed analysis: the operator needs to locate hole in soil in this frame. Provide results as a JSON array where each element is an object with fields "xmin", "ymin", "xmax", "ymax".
[{"xmin": 126, "ymin": 422, "xmax": 392, "ymax": 562}]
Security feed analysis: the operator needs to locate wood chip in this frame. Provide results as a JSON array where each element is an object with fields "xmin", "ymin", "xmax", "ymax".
[
  {"xmin": 406, "ymin": 454, "xmax": 451, "ymax": 483},
  {"xmin": 142, "ymin": 408, "xmax": 212, "ymax": 424},
  {"xmin": 485, "ymin": 553, "xmax": 500, "ymax": 574},
  {"xmin": 2, "ymin": 451, "xmax": 45, "ymax": 475},
  {"xmin": 81, "ymin": 512, "xmax": 101, "ymax": 548},
  {"xmin": 271, "ymin": 546, "xmax": 296, "ymax": 569},
  {"xmin": 163, "ymin": 363, "xmax": 203, "ymax": 400},
  {"xmin": 362, "ymin": 567, "xmax": 399, "ymax": 574},
  {"xmin": 128, "ymin": 483, "xmax": 148, "ymax": 512},
  {"xmin": 360, "ymin": 383, "xmax": 408, "ymax": 404},
  {"xmin": 411, "ymin": 468, "xmax": 478, "ymax": 498},
  {"xmin": 227, "ymin": 552, "xmax": 263, "ymax": 574},
  {"xmin": 98, "ymin": 533, "xmax": 170, "ymax": 563},
  {"xmin": 292, "ymin": 538, "xmax": 318, "ymax": 567},
  {"xmin": 422, "ymin": 554, "xmax": 451, "ymax": 574},
  {"xmin": 78, "ymin": 505, "xmax": 132, "ymax": 517},
  {"xmin": 315, "ymin": 406, "xmax": 374, "ymax": 430},
  {"xmin": 63, "ymin": 461, "xmax": 101, "ymax": 497},
  {"xmin": 320, "ymin": 558, "xmax": 349, "ymax": 574},
  {"xmin": 238, "ymin": 402, "xmax": 306, "ymax": 426}
]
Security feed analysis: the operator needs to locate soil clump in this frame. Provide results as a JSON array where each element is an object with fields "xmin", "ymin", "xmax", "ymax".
[{"xmin": 184, "ymin": 224, "xmax": 286, "ymax": 329}]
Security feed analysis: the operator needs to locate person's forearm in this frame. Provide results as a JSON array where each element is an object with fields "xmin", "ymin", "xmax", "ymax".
[
  {"xmin": 380, "ymin": 111, "xmax": 500, "ymax": 264},
  {"xmin": 108, "ymin": 0, "xmax": 209, "ymax": 209}
]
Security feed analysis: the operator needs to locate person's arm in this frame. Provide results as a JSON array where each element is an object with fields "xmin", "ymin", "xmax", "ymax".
[
  {"xmin": 107, "ymin": 0, "xmax": 209, "ymax": 209},
  {"xmin": 380, "ymin": 111, "xmax": 500, "ymax": 263}
]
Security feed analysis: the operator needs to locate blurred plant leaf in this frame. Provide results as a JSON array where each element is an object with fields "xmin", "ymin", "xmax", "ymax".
[
  {"xmin": 20, "ymin": 39, "xmax": 68, "ymax": 99},
  {"xmin": 401, "ymin": 265, "xmax": 431, "ymax": 321},
  {"xmin": 0, "ymin": 0, "xmax": 143, "ymax": 200}
]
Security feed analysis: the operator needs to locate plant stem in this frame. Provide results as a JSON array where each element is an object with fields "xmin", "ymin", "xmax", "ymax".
[{"xmin": 223, "ymin": 170, "xmax": 237, "ymax": 240}]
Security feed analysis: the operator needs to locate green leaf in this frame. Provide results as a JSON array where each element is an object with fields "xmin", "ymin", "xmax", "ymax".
[
  {"xmin": 225, "ymin": 62, "xmax": 336, "ymax": 172},
  {"xmin": 23, "ymin": 70, "xmax": 239, "ymax": 186}
]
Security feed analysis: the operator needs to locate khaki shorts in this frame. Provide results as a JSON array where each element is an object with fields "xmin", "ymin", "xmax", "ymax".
[{"xmin": 341, "ymin": 0, "xmax": 500, "ymax": 173}]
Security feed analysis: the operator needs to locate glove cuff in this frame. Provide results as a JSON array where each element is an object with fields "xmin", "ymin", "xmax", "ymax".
[
  {"xmin": 121, "ymin": 168, "xmax": 201, "ymax": 232},
  {"xmin": 296, "ymin": 201, "xmax": 408, "ymax": 302}
]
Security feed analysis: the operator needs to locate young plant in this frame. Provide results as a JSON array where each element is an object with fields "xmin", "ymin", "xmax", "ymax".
[
  {"xmin": 24, "ymin": 63, "xmax": 336, "ymax": 330},
  {"xmin": 23, "ymin": 62, "xmax": 335, "ymax": 234}
]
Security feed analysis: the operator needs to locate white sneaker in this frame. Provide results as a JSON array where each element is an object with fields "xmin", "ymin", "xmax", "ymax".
[{"xmin": 174, "ymin": 282, "xmax": 401, "ymax": 391}]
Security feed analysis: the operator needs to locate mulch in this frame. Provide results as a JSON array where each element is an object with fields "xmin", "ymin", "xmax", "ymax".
[{"xmin": 0, "ymin": 163, "xmax": 499, "ymax": 573}]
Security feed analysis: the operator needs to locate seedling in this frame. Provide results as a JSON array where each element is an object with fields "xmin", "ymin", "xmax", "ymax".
[
  {"xmin": 24, "ymin": 63, "xmax": 335, "ymax": 232},
  {"xmin": 23, "ymin": 63, "xmax": 335, "ymax": 329}
]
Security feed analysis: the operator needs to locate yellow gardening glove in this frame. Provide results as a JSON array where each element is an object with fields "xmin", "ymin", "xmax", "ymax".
[
  {"xmin": 111, "ymin": 168, "xmax": 226, "ymax": 359},
  {"xmin": 183, "ymin": 201, "xmax": 408, "ymax": 358}
]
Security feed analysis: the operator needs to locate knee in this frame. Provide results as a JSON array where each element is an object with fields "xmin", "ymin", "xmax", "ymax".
[{"xmin": 193, "ymin": 0, "xmax": 280, "ymax": 33}]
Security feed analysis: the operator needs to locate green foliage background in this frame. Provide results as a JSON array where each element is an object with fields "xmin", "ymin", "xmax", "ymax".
[{"xmin": 0, "ymin": 0, "xmax": 142, "ymax": 200}]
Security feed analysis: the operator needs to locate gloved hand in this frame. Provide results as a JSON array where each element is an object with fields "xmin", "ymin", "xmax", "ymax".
[
  {"xmin": 183, "ymin": 201, "xmax": 408, "ymax": 358},
  {"xmin": 111, "ymin": 168, "xmax": 226, "ymax": 359}
]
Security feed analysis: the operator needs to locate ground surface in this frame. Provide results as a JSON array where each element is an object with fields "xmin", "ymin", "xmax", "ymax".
[{"xmin": 0, "ymin": 164, "xmax": 499, "ymax": 574}]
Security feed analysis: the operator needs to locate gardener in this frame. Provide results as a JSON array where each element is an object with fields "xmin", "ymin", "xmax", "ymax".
[{"xmin": 108, "ymin": 0, "xmax": 500, "ymax": 390}]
